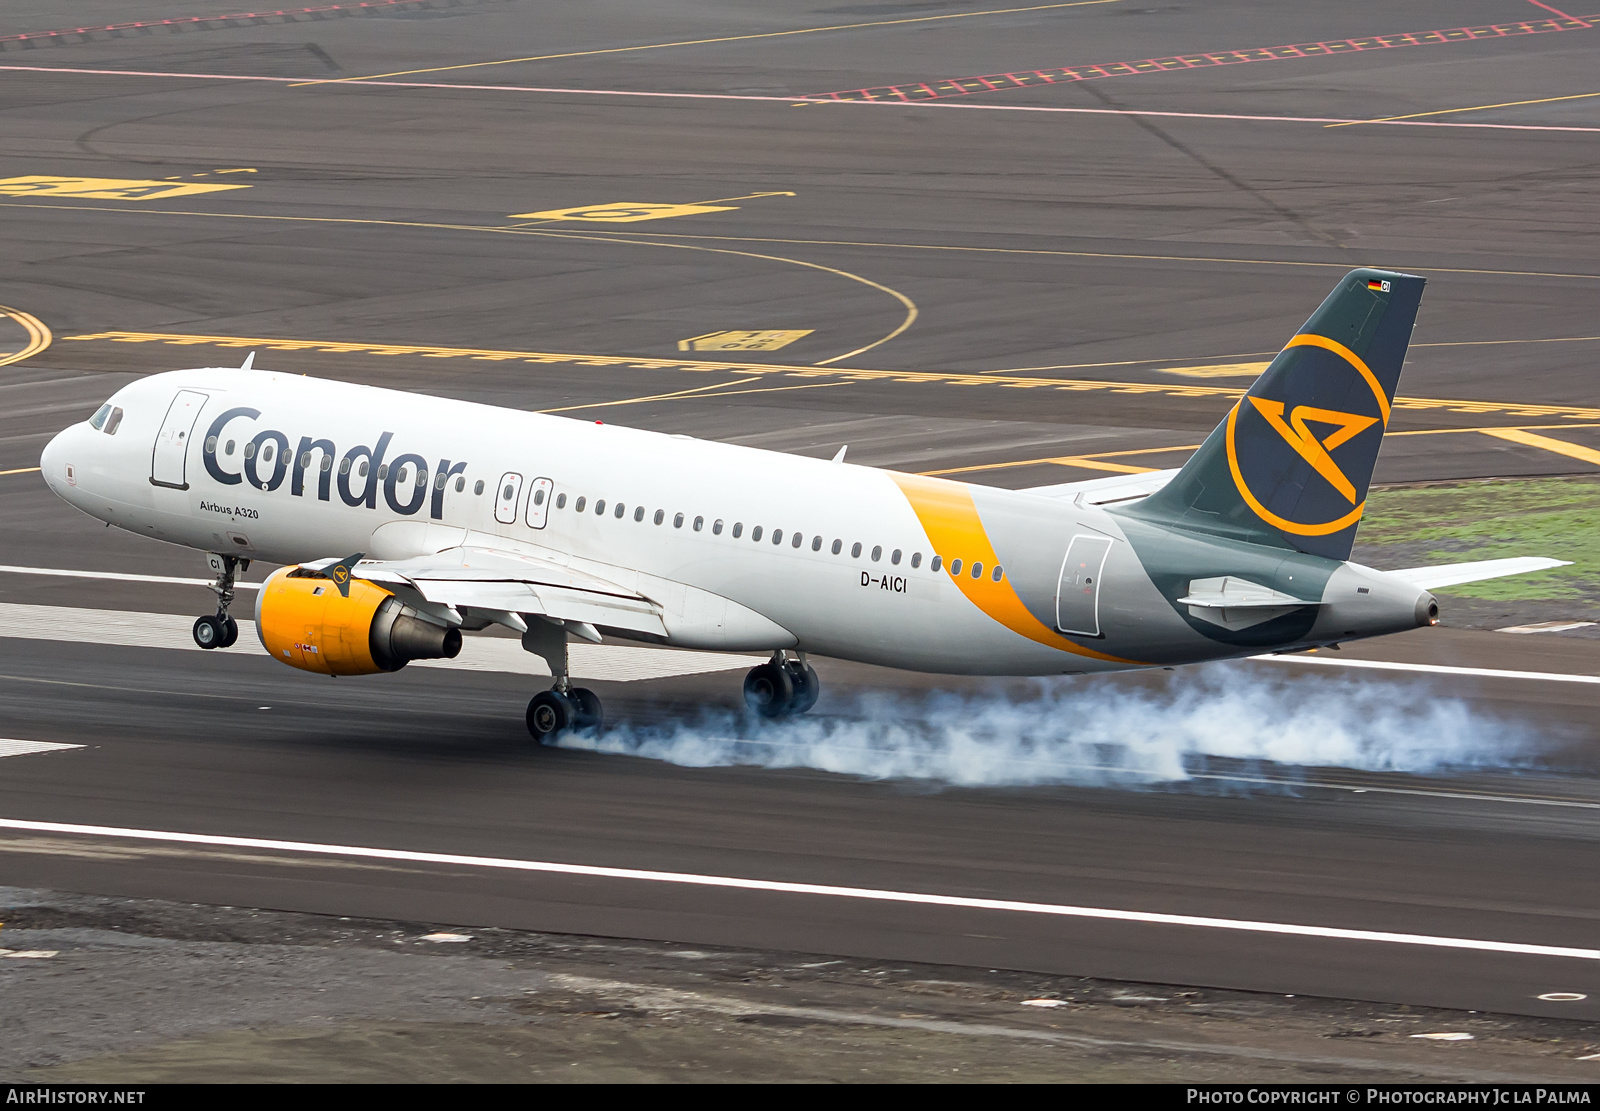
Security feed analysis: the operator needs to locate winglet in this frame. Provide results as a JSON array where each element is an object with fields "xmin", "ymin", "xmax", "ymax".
[
  {"xmin": 301, "ymin": 552, "xmax": 365, "ymax": 597},
  {"xmin": 832, "ymin": 445, "xmax": 848, "ymax": 463},
  {"xmin": 240, "ymin": 351, "xmax": 256, "ymax": 371}
]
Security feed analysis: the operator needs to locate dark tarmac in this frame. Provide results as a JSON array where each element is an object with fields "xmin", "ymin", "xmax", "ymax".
[{"xmin": 2, "ymin": 0, "xmax": 1599, "ymax": 1081}]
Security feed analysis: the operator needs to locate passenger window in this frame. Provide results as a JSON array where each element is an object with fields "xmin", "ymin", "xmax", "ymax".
[
  {"xmin": 575, "ymin": 497, "xmax": 586, "ymax": 512},
  {"xmin": 871, "ymin": 545, "xmax": 881, "ymax": 562},
  {"xmin": 950, "ymin": 559, "xmax": 963, "ymax": 575},
  {"xmin": 615, "ymin": 503, "xmax": 626, "ymax": 518},
  {"xmin": 971, "ymin": 561, "xmax": 983, "ymax": 578},
  {"xmin": 89, "ymin": 403, "xmax": 111, "ymax": 430},
  {"xmin": 227, "ymin": 440, "xmax": 236, "ymax": 456},
  {"xmin": 321, "ymin": 456, "xmax": 333, "ymax": 473},
  {"xmin": 733, "ymin": 523, "xmax": 743, "ymax": 538},
  {"xmin": 713, "ymin": 519, "xmax": 724, "ymax": 535},
  {"xmin": 534, "ymin": 488, "xmax": 546, "ymax": 506},
  {"xmin": 891, "ymin": 549, "xmax": 901, "ymax": 565},
  {"xmin": 456, "ymin": 476, "xmax": 466, "ymax": 492},
  {"xmin": 595, "ymin": 499, "xmax": 606, "ymax": 515},
  {"xmin": 674, "ymin": 513, "xmax": 684, "ymax": 528},
  {"xmin": 812, "ymin": 536, "xmax": 822, "ymax": 551},
  {"xmin": 751, "ymin": 525, "xmax": 763, "ymax": 541},
  {"xmin": 911, "ymin": 552, "xmax": 922, "ymax": 568},
  {"xmin": 694, "ymin": 516, "xmax": 704, "ymax": 532},
  {"xmin": 791, "ymin": 532, "xmax": 802, "ymax": 549},
  {"xmin": 264, "ymin": 444, "xmax": 275, "ymax": 463},
  {"xmin": 474, "ymin": 479, "xmax": 485, "ymax": 495},
  {"xmin": 634, "ymin": 505, "xmax": 645, "ymax": 521},
  {"xmin": 771, "ymin": 529, "xmax": 782, "ymax": 545},
  {"xmin": 831, "ymin": 539, "xmax": 842, "ymax": 555},
  {"xmin": 244, "ymin": 442, "xmax": 257, "ymax": 459},
  {"xmin": 377, "ymin": 463, "xmax": 388, "ymax": 480},
  {"xmin": 850, "ymin": 542, "xmax": 862, "ymax": 558},
  {"xmin": 359, "ymin": 460, "xmax": 369, "ymax": 477},
  {"xmin": 992, "ymin": 565, "xmax": 1004, "ymax": 582},
  {"xmin": 555, "ymin": 492, "xmax": 565, "ymax": 507},
  {"xmin": 104, "ymin": 408, "xmax": 123, "ymax": 435},
  {"xmin": 654, "ymin": 509, "xmax": 665, "ymax": 525},
  {"xmin": 395, "ymin": 465, "xmax": 407, "ymax": 484},
  {"xmin": 415, "ymin": 468, "xmax": 427, "ymax": 488},
  {"xmin": 930, "ymin": 555, "xmax": 942, "ymax": 572}
]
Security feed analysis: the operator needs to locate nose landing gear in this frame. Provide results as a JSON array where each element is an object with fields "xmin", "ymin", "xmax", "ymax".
[
  {"xmin": 744, "ymin": 652, "xmax": 819, "ymax": 718},
  {"xmin": 192, "ymin": 553, "xmax": 245, "ymax": 650}
]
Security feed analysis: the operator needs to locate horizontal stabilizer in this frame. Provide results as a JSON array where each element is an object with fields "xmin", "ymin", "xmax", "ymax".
[
  {"xmin": 1386, "ymin": 556, "xmax": 1569, "ymax": 591},
  {"xmin": 1023, "ymin": 468, "xmax": 1179, "ymax": 506},
  {"xmin": 1178, "ymin": 575, "xmax": 1319, "ymax": 609}
]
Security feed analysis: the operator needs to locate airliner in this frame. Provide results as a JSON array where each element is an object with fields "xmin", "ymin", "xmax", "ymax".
[{"xmin": 39, "ymin": 269, "xmax": 1559, "ymax": 739}]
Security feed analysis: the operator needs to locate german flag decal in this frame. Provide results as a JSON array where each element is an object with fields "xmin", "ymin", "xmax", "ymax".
[{"xmin": 1367, "ymin": 278, "xmax": 1391, "ymax": 292}]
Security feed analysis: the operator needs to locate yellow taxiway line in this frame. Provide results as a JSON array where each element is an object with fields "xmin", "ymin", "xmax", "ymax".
[{"xmin": 63, "ymin": 330, "xmax": 1600, "ymax": 424}]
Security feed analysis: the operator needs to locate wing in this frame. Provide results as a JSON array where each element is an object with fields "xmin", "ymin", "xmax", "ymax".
[
  {"xmin": 1385, "ymin": 556, "xmax": 1570, "ymax": 591},
  {"xmin": 1021, "ymin": 468, "xmax": 1180, "ymax": 506},
  {"xmin": 308, "ymin": 547, "xmax": 667, "ymax": 638}
]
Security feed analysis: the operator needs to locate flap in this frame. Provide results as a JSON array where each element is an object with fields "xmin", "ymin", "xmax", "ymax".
[{"xmin": 349, "ymin": 547, "xmax": 667, "ymax": 638}]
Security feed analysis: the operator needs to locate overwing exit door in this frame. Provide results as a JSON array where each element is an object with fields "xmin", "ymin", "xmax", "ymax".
[
  {"xmin": 524, "ymin": 477, "xmax": 554, "ymax": 529},
  {"xmin": 494, "ymin": 472, "xmax": 523, "ymax": 524},
  {"xmin": 150, "ymin": 389, "xmax": 209, "ymax": 489},
  {"xmin": 1055, "ymin": 534, "xmax": 1113, "ymax": 637}
]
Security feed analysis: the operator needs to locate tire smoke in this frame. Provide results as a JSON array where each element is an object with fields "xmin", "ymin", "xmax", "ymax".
[{"xmin": 555, "ymin": 666, "xmax": 1540, "ymax": 787}]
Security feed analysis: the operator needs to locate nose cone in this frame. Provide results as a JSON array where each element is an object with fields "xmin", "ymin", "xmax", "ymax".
[
  {"xmin": 40, "ymin": 426, "xmax": 67, "ymax": 490},
  {"xmin": 39, "ymin": 424, "xmax": 81, "ymax": 499}
]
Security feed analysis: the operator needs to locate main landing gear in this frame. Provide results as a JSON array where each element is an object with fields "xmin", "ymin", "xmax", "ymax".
[
  {"xmin": 525, "ymin": 682, "xmax": 602, "ymax": 741},
  {"xmin": 520, "ymin": 617, "xmax": 602, "ymax": 741},
  {"xmin": 743, "ymin": 651, "xmax": 819, "ymax": 718},
  {"xmin": 192, "ymin": 553, "xmax": 244, "ymax": 650}
]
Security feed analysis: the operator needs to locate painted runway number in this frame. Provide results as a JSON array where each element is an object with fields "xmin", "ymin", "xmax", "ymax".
[
  {"xmin": 0, "ymin": 176, "xmax": 250, "ymax": 201},
  {"xmin": 679, "ymin": 330, "xmax": 813, "ymax": 352},
  {"xmin": 510, "ymin": 201, "xmax": 737, "ymax": 223}
]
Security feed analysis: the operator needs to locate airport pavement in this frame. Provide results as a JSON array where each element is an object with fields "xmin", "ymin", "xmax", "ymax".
[{"xmin": 1, "ymin": 0, "xmax": 1599, "ymax": 1073}]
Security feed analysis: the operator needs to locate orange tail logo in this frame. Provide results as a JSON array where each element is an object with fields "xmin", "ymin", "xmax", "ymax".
[{"xmin": 1246, "ymin": 398, "xmax": 1378, "ymax": 504}]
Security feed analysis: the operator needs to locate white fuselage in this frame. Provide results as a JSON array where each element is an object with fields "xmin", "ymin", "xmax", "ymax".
[
  {"xmin": 42, "ymin": 366, "xmax": 1431, "ymax": 676},
  {"xmin": 43, "ymin": 368, "xmax": 1155, "ymax": 675}
]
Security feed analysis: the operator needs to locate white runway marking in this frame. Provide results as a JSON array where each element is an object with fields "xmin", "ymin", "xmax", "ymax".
[
  {"xmin": 0, "ymin": 603, "xmax": 759, "ymax": 683},
  {"xmin": 0, "ymin": 739, "xmax": 83, "ymax": 760},
  {"xmin": 0, "ymin": 564, "xmax": 261, "ymax": 589},
  {"xmin": 0, "ymin": 816, "xmax": 1596, "ymax": 962},
  {"xmin": 1257, "ymin": 654, "xmax": 1600, "ymax": 685},
  {"xmin": 3, "ymin": 66, "xmax": 1598, "ymax": 134}
]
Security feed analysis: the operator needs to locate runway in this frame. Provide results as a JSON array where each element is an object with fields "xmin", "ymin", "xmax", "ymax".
[{"xmin": 2, "ymin": 0, "xmax": 1600, "ymax": 1076}]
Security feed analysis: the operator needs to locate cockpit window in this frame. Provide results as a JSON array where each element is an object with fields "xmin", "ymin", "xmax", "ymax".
[
  {"xmin": 103, "ymin": 407, "xmax": 124, "ymax": 435},
  {"xmin": 89, "ymin": 403, "xmax": 111, "ymax": 430}
]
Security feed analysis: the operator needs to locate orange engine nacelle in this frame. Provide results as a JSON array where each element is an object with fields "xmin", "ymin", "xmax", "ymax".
[{"xmin": 255, "ymin": 566, "xmax": 462, "ymax": 676}]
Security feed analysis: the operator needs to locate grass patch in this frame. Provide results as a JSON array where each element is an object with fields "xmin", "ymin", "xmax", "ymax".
[{"xmin": 1353, "ymin": 476, "xmax": 1600, "ymax": 603}]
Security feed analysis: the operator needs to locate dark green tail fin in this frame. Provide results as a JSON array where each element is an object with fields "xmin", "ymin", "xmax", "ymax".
[{"xmin": 1119, "ymin": 268, "xmax": 1425, "ymax": 561}]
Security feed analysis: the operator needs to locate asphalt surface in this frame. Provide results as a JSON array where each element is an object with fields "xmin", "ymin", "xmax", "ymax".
[{"xmin": 2, "ymin": 0, "xmax": 1600, "ymax": 1075}]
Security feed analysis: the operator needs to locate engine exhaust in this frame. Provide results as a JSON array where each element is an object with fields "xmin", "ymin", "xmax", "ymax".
[{"xmin": 370, "ymin": 597, "xmax": 462, "ymax": 671}]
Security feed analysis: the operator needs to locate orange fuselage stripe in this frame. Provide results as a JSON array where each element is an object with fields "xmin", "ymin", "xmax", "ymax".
[{"xmin": 889, "ymin": 472, "xmax": 1140, "ymax": 664}]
